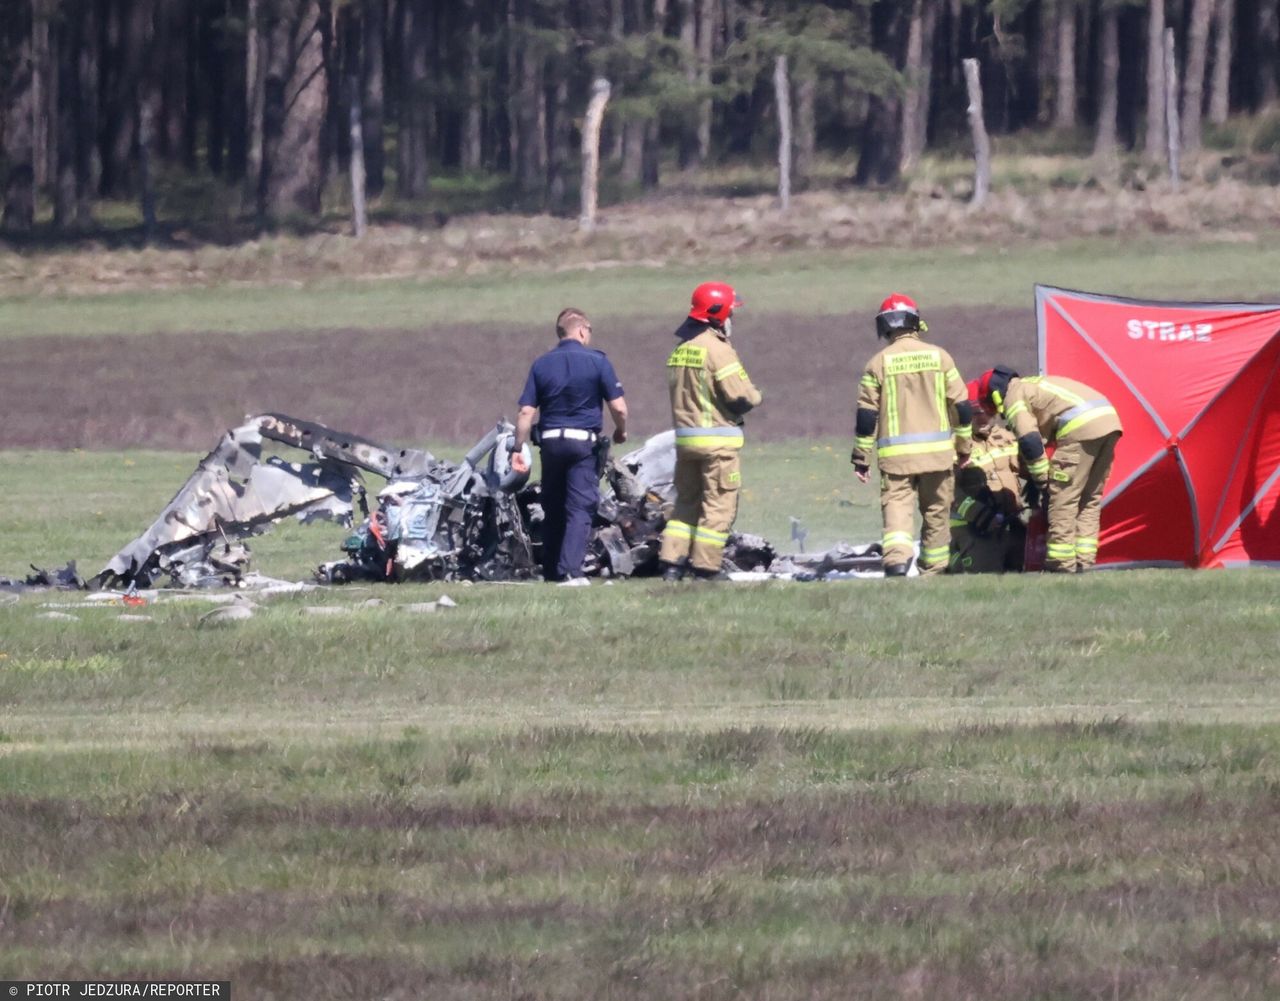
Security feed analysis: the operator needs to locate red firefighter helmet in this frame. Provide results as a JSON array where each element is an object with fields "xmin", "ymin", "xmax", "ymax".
[
  {"xmin": 875, "ymin": 293, "xmax": 921, "ymax": 339},
  {"xmin": 975, "ymin": 366, "xmax": 1019, "ymax": 414},
  {"xmin": 689, "ymin": 282, "xmax": 742, "ymax": 325}
]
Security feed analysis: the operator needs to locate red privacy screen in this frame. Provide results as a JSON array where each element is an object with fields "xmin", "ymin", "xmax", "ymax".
[{"xmin": 1035, "ymin": 285, "xmax": 1280, "ymax": 569}]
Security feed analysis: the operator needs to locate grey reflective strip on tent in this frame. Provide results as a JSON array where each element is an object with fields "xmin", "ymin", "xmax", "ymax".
[{"xmin": 1211, "ymin": 459, "xmax": 1280, "ymax": 556}]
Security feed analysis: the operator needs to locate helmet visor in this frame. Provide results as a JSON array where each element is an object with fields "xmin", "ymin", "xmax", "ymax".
[{"xmin": 876, "ymin": 310, "xmax": 918, "ymax": 338}]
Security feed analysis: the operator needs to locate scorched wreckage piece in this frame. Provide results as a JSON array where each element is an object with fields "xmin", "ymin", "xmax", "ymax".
[{"xmin": 91, "ymin": 414, "xmax": 789, "ymax": 590}]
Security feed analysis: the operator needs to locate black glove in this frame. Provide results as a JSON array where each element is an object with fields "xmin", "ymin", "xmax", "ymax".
[
  {"xmin": 971, "ymin": 502, "xmax": 1006, "ymax": 538},
  {"xmin": 1022, "ymin": 479, "xmax": 1042, "ymax": 511}
]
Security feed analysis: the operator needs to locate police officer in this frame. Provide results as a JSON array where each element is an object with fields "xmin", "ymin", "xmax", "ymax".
[
  {"xmin": 851, "ymin": 294, "xmax": 973, "ymax": 577},
  {"xmin": 658, "ymin": 282, "xmax": 762, "ymax": 582},
  {"xmin": 511, "ymin": 308, "xmax": 628, "ymax": 586}
]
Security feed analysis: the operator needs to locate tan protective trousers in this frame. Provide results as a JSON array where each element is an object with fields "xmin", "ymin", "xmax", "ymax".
[
  {"xmin": 949, "ymin": 523, "xmax": 1027, "ymax": 573},
  {"xmin": 881, "ymin": 469, "xmax": 953, "ymax": 576},
  {"xmin": 659, "ymin": 447, "xmax": 741, "ymax": 573},
  {"xmin": 1045, "ymin": 431, "xmax": 1121, "ymax": 572}
]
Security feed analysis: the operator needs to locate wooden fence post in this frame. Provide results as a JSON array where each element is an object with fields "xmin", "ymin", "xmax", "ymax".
[{"xmin": 963, "ymin": 58, "xmax": 990, "ymax": 209}]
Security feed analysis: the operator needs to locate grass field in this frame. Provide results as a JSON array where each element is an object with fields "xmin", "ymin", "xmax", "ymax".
[
  {"xmin": 4, "ymin": 443, "xmax": 1280, "ymax": 998},
  {"xmin": 3, "ymin": 235, "xmax": 1280, "ymax": 338},
  {"xmin": 5, "ymin": 227, "xmax": 1280, "ymax": 997}
]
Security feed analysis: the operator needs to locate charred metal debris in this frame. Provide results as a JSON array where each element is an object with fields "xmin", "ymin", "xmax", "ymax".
[{"xmin": 10, "ymin": 415, "xmax": 883, "ymax": 593}]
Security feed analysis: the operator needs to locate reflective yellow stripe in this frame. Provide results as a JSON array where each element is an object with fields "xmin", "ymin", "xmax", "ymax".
[
  {"xmin": 1038, "ymin": 379, "xmax": 1087, "ymax": 406},
  {"xmin": 1047, "ymin": 544, "xmax": 1075, "ymax": 559},
  {"xmin": 883, "ymin": 531, "xmax": 914, "ymax": 547},
  {"xmin": 693, "ymin": 527, "xmax": 729, "ymax": 546},
  {"xmin": 878, "ymin": 440, "xmax": 956, "ymax": 459},
  {"xmin": 1058, "ymin": 405, "xmax": 1118, "ymax": 439},
  {"xmin": 663, "ymin": 520, "xmax": 693, "ymax": 540},
  {"xmin": 855, "ymin": 436, "xmax": 875, "ymax": 451},
  {"xmin": 921, "ymin": 546, "xmax": 949, "ymax": 562},
  {"xmin": 699, "ymin": 372, "xmax": 714, "ymax": 427},
  {"xmin": 714, "ymin": 362, "xmax": 745, "ymax": 382},
  {"xmin": 945, "ymin": 367, "xmax": 962, "ymax": 384},
  {"xmin": 860, "ymin": 373, "xmax": 879, "ymax": 388},
  {"xmin": 934, "ymin": 371, "xmax": 947, "ymax": 433},
  {"xmin": 954, "ymin": 425, "xmax": 973, "ymax": 439},
  {"xmin": 950, "ymin": 517, "xmax": 967, "ymax": 528},
  {"xmin": 1026, "ymin": 457, "xmax": 1050, "ymax": 474},
  {"xmin": 1075, "ymin": 538, "xmax": 1098, "ymax": 552},
  {"xmin": 675, "ymin": 435, "xmax": 744, "ymax": 449},
  {"xmin": 1005, "ymin": 400, "xmax": 1028, "ymax": 421},
  {"xmin": 957, "ymin": 497, "xmax": 975, "ymax": 517},
  {"xmin": 886, "ymin": 366, "xmax": 899, "ymax": 439}
]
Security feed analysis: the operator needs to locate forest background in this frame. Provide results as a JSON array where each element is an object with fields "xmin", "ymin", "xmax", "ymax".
[{"xmin": 1, "ymin": 0, "xmax": 1279, "ymax": 239}]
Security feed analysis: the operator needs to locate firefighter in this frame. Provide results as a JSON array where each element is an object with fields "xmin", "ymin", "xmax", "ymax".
[
  {"xmin": 851, "ymin": 294, "xmax": 973, "ymax": 577},
  {"xmin": 658, "ymin": 282, "xmax": 762, "ymax": 582},
  {"xmin": 974, "ymin": 366, "xmax": 1122, "ymax": 573},
  {"xmin": 511, "ymin": 308, "xmax": 628, "ymax": 585},
  {"xmin": 949, "ymin": 381, "xmax": 1026, "ymax": 573}
]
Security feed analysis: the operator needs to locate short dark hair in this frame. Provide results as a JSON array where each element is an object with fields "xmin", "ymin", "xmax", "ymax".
[{"xmin": 556, "ymin": 308, "xmax": 589, "ymax": 339}]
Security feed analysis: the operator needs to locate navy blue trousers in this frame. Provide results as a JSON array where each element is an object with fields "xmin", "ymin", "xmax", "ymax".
[{"xmin": 539, "ymin": 437, "xmax": 600, "ymax": 581}]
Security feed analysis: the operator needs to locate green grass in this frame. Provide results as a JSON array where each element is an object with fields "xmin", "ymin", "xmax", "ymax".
[
  {"xmin": 4, "ymin": 443, "xmax": 1280, "ymax": 995},
  {"xmin": 4, "ymin": 236, "xmax": 1280, "ymax": 338}
]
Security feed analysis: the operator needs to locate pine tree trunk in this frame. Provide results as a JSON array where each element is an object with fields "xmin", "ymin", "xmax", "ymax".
[
  {"xmin": 696, "ymin": 0, "xmax": 714, "ymax": 161},
  {"xmin": 514, "ymin": 34, "xmax": 546, "ymax": 200},
  {"xmin": 677, "ymin": 0, "xmax": 698, "ymax": 168},
  {"xmin": 963, "ymin": 57, "xmax": 990, "ymax": 208},
  {"xmin": 900, "ymin": 0, "xmax": 930, "ymax": 172},
  {"xmin": 361, "ymin": 0, "xmax": 385, "ymax": 197},
  {"xmin": 460, "ymin": 0, "xmax": 483, "ymax": 171},
  {"xmin": 1165, "ymin": 26, "xmax": 1181, "ymax": 186},
  {"xmin": 246, "ymin": 0, "xmax": 266, "ymax": 205},
  {"xmin": 1093, "ymin": 4, "xmax": 1120, "ymax": 160},
  {"xmin": 76, "ymin": 0, "xmax": 100, "ymax": 222},
  {"xmin": 397, "ymin": 0, "xmax": 429, "ymax": 198},
  {"xmin": 621, "ymin": 120, "xmax": 645, "ymax": 183},
  {"xmin": 205, "ymin": 5, "xmax": 226, "ymax": 176},
  {"xmin": 547, "ymin": 71, "xmax": 571, "ymax": 212},
  {"xmin": 3, "ymin": 0, "xmax": 36, "ymax": 233},
  {"xmin": 262, "ymin": 0, "xmax": 329, "ymax": 221},
  {"xmin": 578, "ymin": 77, "xmax": 610, "ymax": 231},
  {"xmin": 32, "ymin": 8, "xmax": 49, "ymax": 190},
  {"xmin": 1182, "ymin": 0, "xmax": 1214, "ymax": 152},
  {"xmin": 774, "ymin": 54, "xmax": 791, "ymax": 211},
  {"xmin": 794, "ymin": 74, "xmax": 815, "ymax": 187},
  {"xmin": 1208, "ymin": 0, "xmax": 1233, "ymax": 124},
  {"xmin": 53, "ymin": 11, "xmax": 80, "ymax": 230},
  {"xmin": 1055, "ymin": 0, "xmax": 1078, "ymax": 129},
  {"xmin": 348, "ymin": 75, "xmax": 367, "ymax": 237},
  {"xmin": 855, "ymin": 2, "xmax": 905, "ymax": 186},
  {"xmin": 1258, "ymin": 0, "xmax": 1279, "ymax": 107},
  {"xmin": 1144, "ymin": 0, "xmax": 1167, "ymax": 159}
]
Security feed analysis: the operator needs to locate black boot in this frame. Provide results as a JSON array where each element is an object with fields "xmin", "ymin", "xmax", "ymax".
[
  {"xmin": 660, "ymin": 561, "xmax": 686, "ymax": 583},
  {"xmin": 883, "ymin": 563, "xmax": 909, "ymax": 578}
]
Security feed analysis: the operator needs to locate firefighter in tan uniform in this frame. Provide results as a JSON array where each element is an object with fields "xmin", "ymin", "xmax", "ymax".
[
  {"xmin": 975, "ymin": 366, "xmax": 1123, "ymax": 573},
  {"xmin": 658, "ymin": 282, "xmax": 762, "ymax": 581},
  {"xmin": 852, "ymin": 294, "xmax": 973, "ymax": 577},
  {"xmin": 949, "ymin": 381, "xmax": 1026, "ymax": 573}
]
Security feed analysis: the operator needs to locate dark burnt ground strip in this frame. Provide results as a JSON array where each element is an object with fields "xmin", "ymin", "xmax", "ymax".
[
  {"xmin": 4, "ymin": 781, "xmax": 1280, "ymax": 998},
  {"xmin": 0, "ymin": 307, "xmax": 1035, "ymax": 449}
]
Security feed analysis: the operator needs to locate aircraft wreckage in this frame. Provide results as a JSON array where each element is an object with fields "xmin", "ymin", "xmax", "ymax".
[{"xmin": 64, "ymin": 414, "xmax": 884, "ymax": 591}]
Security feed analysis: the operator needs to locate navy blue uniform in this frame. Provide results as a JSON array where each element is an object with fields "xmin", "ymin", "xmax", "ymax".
[{"xmin": 519, "ymin": 340, "xmax": 624, "ymax": 581}]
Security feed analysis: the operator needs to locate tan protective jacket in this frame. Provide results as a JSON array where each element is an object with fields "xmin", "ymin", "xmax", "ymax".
[
  {"xmin": 953, "ymin": 425, "xmax": 1023, "ymax": 526},
  {"xmin": 667, "ymin": 325, "xmax": 762, "ymax": 450},
  {"xmin": 1000, "ymin": 375, "xmax": 1122, "ymax": 484},
  {"xmin": 854, "ymin": 333, "xmax": 972, "ymax": 475}
]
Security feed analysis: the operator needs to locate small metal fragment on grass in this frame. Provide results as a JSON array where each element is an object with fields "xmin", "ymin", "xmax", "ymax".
[
  {"xmin": 401, "ymin": 602, "xmax": 438, "ymax": 614},
  {"xmin": 362, "ymin": 598, "xmax": 386, "ymax": 607},
  {"xmin": 199, "ymin": 604, "xmax": 256, "ymax": 626},
  {"xmin": 436, "ymin": 595, "xmax": 457, "ymax": 608}
]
